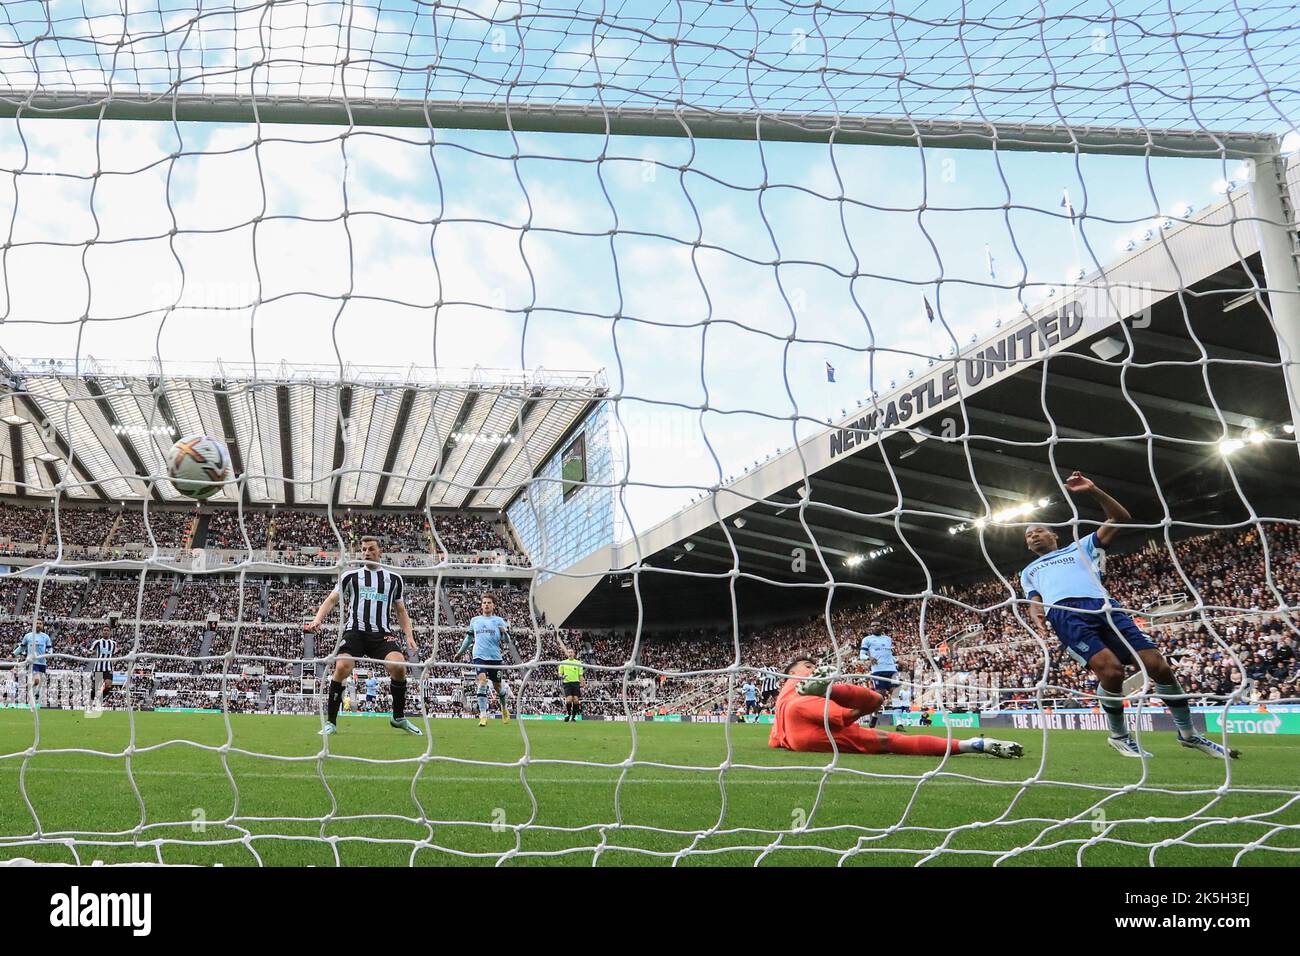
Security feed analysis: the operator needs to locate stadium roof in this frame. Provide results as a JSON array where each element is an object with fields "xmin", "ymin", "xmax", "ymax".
[
  {"xmin": 546, "ymin": 174, "xmax": 1300, "ymax": 630},
  {"xmin": 0, "ymin": 359, "xmax": 607, "ymax": 511}
]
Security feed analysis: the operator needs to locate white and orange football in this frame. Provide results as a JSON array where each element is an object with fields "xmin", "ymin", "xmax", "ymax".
[{"xmin": 166, "ymin": 435, "xmax": 231, "ymax": 500}]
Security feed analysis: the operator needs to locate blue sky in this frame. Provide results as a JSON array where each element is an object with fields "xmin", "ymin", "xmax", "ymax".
[{"xmin": 0, "ymin": 1, "xmax": 1295, "ymax": 537}]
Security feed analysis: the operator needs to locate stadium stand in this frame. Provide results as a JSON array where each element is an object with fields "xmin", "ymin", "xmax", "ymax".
[{"xmin": 4, "ymin": 495, "xmax": 1296, "ymax": 718}]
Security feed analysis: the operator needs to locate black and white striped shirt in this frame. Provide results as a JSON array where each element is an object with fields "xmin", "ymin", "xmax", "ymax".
[
  {"xmin": 335, "ymin": 566, "xmax": 405, "ymax": 635},
  {"xmin": 759, "ymin": 670, "xmax": 781, "ymax": 695},
  {"xmin": 89, "ymin": 637, "xmax": 117, "ymax": 670}
]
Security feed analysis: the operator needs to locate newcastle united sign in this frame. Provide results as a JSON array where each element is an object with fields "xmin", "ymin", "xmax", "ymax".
[{"xmin": 830, "ymin": 301, "xmax": 1087, "ymax": 460}]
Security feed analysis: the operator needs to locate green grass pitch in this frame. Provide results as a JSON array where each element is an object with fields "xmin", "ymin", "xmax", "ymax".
[{"xmin": 1, "ymin": 711, "xmax": 1297, "ymax": 866}]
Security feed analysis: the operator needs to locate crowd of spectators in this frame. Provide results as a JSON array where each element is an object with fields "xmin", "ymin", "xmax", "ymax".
[
  {"xmin": 112, "ymin": 508, "xmax": 195, "ymax": 548},
  {"xmin": 342, "ymin": 511, "xmax": 429, "ymax": 553},
  {"xmin": 79, "ymin": 578, "xmax": 176, "ymax": 618},
  {"xmin": 205, "ymin": 509, "xmax": 270, "ymax": 549},
  {"xmin": 207, "ymin": 626, "xmax": 307, "ymax": 677},
  {"xmin": 0, "ymin": 504, "xmax": 49, "ymax": 544},
  {"xmin": 172, "ymin": 579, "xmax": 265, "ymax": 621},
  {"xmin": 265, "ymin": 584, "xmax": 330, "ymax": 623},
  {"xmin": 48, "ymin": 507, "xmax": 118, "ymax": 548},
  {"xmin": 0, "ymin": 502, "xmax": 524, "ymax": 566},
  {"xmin": 266, "ymin": 509, "xmax": 340, "ymax": 552},
  {"xmin": 16, "ymin": 580, "xmax": 86, "ymax": 619}
]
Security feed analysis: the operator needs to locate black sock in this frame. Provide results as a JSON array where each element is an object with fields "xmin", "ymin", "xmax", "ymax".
[
  {"xmin": 392, "ymin": 680, "xmax": 406, "ymax": 721},
  {"xmin": 327, "ymin": 680, "xmax": 344, "ymax": 723},
  {"xmin": 574, "ymin": 702, "xmax": 580, "ymax": 720}
]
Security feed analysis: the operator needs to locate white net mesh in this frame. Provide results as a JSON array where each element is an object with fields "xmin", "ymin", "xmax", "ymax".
[{"xmin": 0, "ymin": 0, "xmax": 1297, "ymax": 867}]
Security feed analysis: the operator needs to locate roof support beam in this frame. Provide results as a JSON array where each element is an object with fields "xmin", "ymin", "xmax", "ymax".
[
  {"xmin": 462, "ymin": 397, "xmax": 541, "ymax": 509},
  {"xmin": 212, "ymin": 381, "xmax": 251, "ymax": 507},
  {"xmin": 371, "ymin": 387, "xmax": 416, "ymax": 508},
  {"xmin": 728, "ymin": 523, "xmax": 856, "ymax": 559},
  {"xmin": 330, "ymin": 385, "xmax": 354, "ymax": 510},
  {"xmin": 743, "ymin": 503, "xmax": 959, "ymax": 551},
  {"xmin": 275, "ymin": 385, "xmax": 296, "ymax": 506},
  {"xmin": 426, "ymin": 389, "xmax": 478, "ymax": 507},
  {"xmin": 898, "ymin": 437, "xmax": 1154, "ymax": 499},
  {"xmin": 6, "ymin": 392, "xmax": 109, "ymax": 501},
  {"xmin": 1042, "ymin": 372, "xmax": 1258, "ymax": 431},
  {"xmin": 665, "ymin": 535, "xmax": 811, "ymax": 571},
  {"xmin": 85, "ymin": 378, "xmax": 162, "ymax": 502},
  {"xmin": 145, "ymin": 376, "xmax": 183, "ymax": 438},
  {"xmin": 1129, "ymin": 328, "xmax": 1277, "ymax": 365},
  {"xmin": 835, "ymin": 454, "xmax": 1027, "ymax": 504},
  {"xmin": 960, "ymin": 406, "xmax": 1211, "ymax": 472},
  {"xmin": 9, "ymin": 423, "xmax": 26, "ymax": 495},
  {"xmin": 41, "ymin": 459, "xmax": 62, "ymax": 492},
  {"xmin": 806, "ymin": 474, "xmax": 970, "ymax": 518},
  {"xmin": 736, "ymin": 509, "xmax": 891, "ymax": 552}
]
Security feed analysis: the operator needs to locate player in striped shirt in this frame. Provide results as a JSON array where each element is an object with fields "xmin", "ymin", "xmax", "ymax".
[
  {"xmin": 306, "ymin": 535, "xmax": 422, "ymax": 737},
  {"xmin": 758, "ymin": 668, "xmax": 781, "ymax": 709},
  {"xmin": 88, "ymin": 632, "xmax": 117, "ymax": 705},
  {"xmin": 1022, "ymin": 472, "xmax": 1236, "ymax": 760},
  {"xmin": 455, "ymin": 593, "xmax": 515, "ymax": 727},
  {"xmin": 15, "ymin": 618, "xmax": 52, "ymax": 709}
]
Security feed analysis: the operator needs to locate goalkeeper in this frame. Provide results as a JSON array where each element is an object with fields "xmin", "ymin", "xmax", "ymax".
[{"xmin": 771, "ymin": 656, "xmax": 1022, "ymax": 758}]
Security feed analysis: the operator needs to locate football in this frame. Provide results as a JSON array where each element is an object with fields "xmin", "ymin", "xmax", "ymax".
[{"xmin": 166, "ymin": 434, "xmax": 231, "ymax": 500}]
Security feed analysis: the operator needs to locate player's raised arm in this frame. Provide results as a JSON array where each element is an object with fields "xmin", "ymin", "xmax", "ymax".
[
  {"xmin": 304, "ymin": 588, "xmax": 340, "ymax": 632},
  {"xmin": 1064, "ymin": 471, "xmax": 1130, "ymax": 547},
  {"xmin": 455, "ymin": 626, "xmax": 473, "ymax": 658}
]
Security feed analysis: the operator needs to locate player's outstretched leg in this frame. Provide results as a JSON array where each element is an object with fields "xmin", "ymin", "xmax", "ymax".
[
  {"xmin": 1132, "ymin": 649, "xmax": 1240, "ymax": 759},
  {"xmin": 875, "ymin": 733, "xmax": 1023, "ymax": 758}
]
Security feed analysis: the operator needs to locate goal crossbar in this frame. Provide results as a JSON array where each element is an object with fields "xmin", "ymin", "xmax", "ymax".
[{"xmin": 0, "ymin": 93, "xmax": 1281, "ymax": 158}]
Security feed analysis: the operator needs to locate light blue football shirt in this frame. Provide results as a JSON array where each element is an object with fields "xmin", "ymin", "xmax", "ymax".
[
  {"xmin": 465, "ymin": 615, "xmax": 511, "ymax": 660},
  {"xmin": 1020, "ymin": 532, "xmax": 1108, "ymax": 606},
  {"xmin": 365, "ymin": 677, "xmax": 378, "ymax": 695},
  {"xmin": 860, "ymin": 634, "xmax": 896, "ymax": 673},
  {"xmin": 16, "ymin": 630, "xmax": 52, "ymax": 665},
  {"xmin": 742, "ymin": 682, "xmax": 758, "ymax": 701}
]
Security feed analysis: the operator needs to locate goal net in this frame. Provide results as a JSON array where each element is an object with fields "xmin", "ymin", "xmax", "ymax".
[{"xmin": 0, "ymin": 0, "xmax": 1298, "ymax": 868}]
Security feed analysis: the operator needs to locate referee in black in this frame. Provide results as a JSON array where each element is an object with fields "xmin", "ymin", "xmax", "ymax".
[
  {"xmin": 305, "ymin": 535, "xmax": 422, "ymax": 737},
  {"xmin": 88, "ymin": 631, "xmax": 117, "ymax": 707}
]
